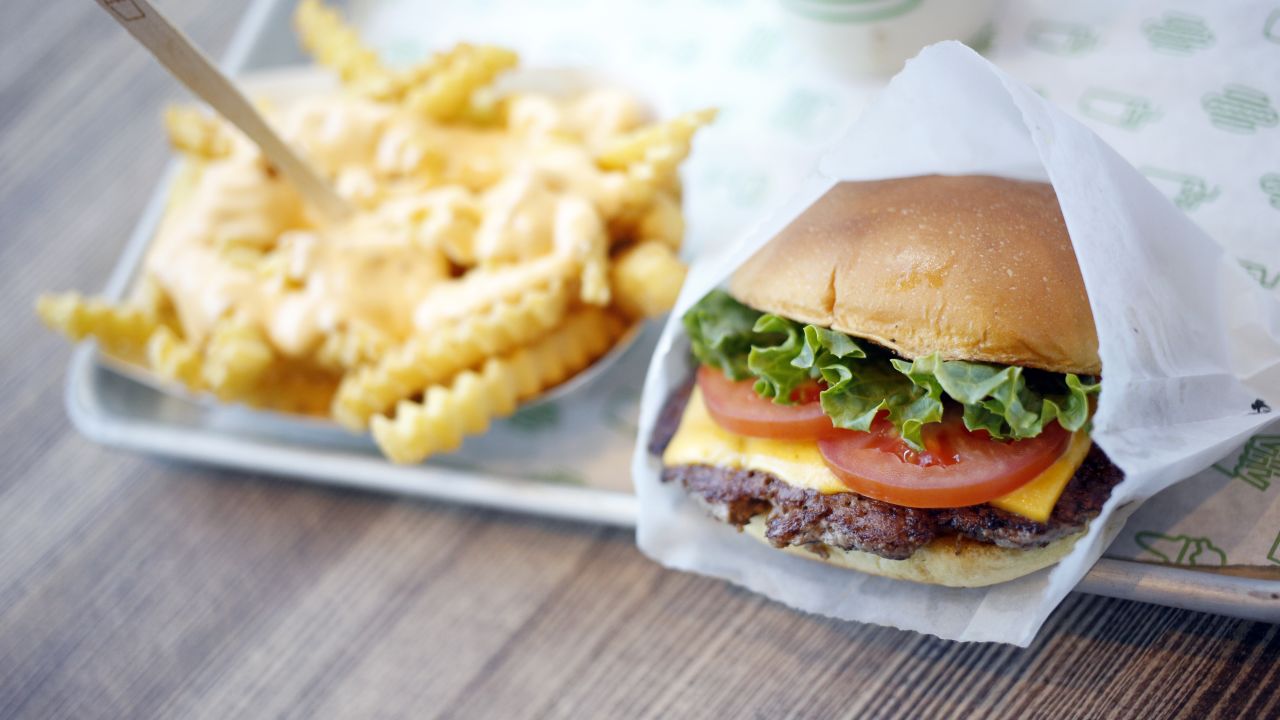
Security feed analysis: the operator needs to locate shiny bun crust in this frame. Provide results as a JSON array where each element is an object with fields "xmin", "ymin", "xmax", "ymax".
[
  {"xmin": 729, "ymin": 175, "xmax": 1100, "ymax": 375},
  {"xmin": 742, "ymin": 517, "xmax": 1082, "ymax": 587}
]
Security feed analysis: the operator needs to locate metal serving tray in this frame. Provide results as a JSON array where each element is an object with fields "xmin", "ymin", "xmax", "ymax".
[{"xmin": 65, "ymin": 0, "xmax": 1279, "ymax": 626}]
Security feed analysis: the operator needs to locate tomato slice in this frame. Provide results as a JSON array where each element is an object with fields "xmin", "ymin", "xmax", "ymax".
[
  {"xmin": 817, "ymin": 410, "xmax": 1072, "ymax": 508},
  {"xmin": 696, "ymin": 365, "xmax": 840, "ymax": 440}
]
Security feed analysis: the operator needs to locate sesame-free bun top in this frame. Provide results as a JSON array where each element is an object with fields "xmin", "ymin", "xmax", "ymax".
[{"xmin": 729, "ymin": 175, "xmax": 1100, "ymax": 375}]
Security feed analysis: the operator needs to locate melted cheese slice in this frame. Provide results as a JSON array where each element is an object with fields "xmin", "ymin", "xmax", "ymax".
[{"xmin": 663, "ymin": 389, "xmax": 1092, "ymax": 523}]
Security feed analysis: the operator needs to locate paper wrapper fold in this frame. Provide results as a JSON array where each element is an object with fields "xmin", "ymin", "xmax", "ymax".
[{"xmin": 631, "ymin": 43, "xmax": 1280, "ymax": 645}]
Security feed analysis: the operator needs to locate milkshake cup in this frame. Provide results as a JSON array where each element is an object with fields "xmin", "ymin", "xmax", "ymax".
[{"xmin": 780, "ymin": 0, "xmax": 1001, "ymax": 77}]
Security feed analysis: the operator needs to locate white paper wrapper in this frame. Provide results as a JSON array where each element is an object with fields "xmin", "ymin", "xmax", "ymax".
[{"xmin": 631, "ymin": 42, "xmax": 1280, "ymax": 645}]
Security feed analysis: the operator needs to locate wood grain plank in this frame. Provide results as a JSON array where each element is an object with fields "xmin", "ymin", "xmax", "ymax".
[
  {"xmin": 435, "ymin": 534, "xmax": 677, "ymax": 720},
  {"xmin": 0, "ymin": 474, "xmax": 388, "ymax": 718},
  {"xmin": 168, "ymin": 502, "xmax": 487, "ymax": 720},
  {"xmin": 308, "ymin": 517, "xmax": 611, "ymax": 719}
]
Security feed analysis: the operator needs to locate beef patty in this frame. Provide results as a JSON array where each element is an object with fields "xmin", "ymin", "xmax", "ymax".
[{"xmin": 650, "ymin": 377, "xmax": 1123, "ymax": 561}]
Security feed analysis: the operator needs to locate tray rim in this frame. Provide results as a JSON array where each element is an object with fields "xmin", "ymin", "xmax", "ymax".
[{"xmin": 62, "ymin": 0, "xmax": 1280, "ymax": 626}]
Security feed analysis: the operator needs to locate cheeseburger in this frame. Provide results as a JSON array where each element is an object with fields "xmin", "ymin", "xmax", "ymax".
[{"xmin": 650, "ymin": 174, "xmax": 1121, "ymax": 587}]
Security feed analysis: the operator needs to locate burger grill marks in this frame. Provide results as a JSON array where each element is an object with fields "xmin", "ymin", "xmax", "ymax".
[
  {"xmin": 651, "ymin": 380, "xmax": 1123, "ymax": 560},
  {"xmin": 683, "ymin": 290, "xmax": 1100, "ymax": 451}
]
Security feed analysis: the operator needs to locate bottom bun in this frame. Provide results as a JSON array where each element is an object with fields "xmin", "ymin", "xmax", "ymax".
[{"xmin": 742, "ymin": 517, "xmax": 1084, "ymax": 588}]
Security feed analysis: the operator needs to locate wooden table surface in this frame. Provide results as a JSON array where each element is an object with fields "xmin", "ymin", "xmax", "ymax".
[{"xmin": 2, "ymin": 2, "xmax": 1278, "ymax": 718}]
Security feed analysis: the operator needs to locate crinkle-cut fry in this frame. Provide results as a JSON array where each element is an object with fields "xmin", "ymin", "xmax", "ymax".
[
  {"xmin": 164, "ymin": 106, "xmax": 231, "ymax": 159},
  {"xmin": 294, "ymin": 0, "xmax": 388, "ymax": 85},
  {"xmin": 596, "ymin": 108, "xmax": 717, "ymax": 171},
  {"xmin": 372, "ymin": 308, "xmax": 627, "ymax": 463},
  {"xmin": 403, "ymin": 44, "xmax": 519, "ymax": 123},
  {"xmin": 411, "ymin": 189, "xmax": 483, "ymax": 264},
  {"xmin": 637, "ymin": 191, "xmax": 684, "ymax": 251},
  {"xmin": 36, "ymin": 292, "xmax": 158, "ymax": 361},
  {"xmin": 603, "ymin": 171, "xmax": 661, "ymax": 231},
  {"xmin": 315, "ymin": 323, "xmax": 391, "ymax": 372},
  {"xmin": 257, "ymin": 380, "xmax": 337, "ymax": 417},
  {"xmin": 147, "ymin": 326, "xmax": 204, "ymax": 390},
  {"xmin": 412, "ymin": 254, "xmax": 575, "ymax": 329},
  {"xmin": 372, "ymin": 123, "xmax": 448, "ymax": 179},
  {"xmin": 599, "ymin": 109, "xmax": 715, "ymax": 224},
  {"xmin": 333, "ymin": 167, "xmax": 383, "ymax": 208},
  {"xmin": 456, "ymin": 88, "xmax": 508, "ymax": 127},
  {"xmin": 610, "ymin": 241, "xmax": 687, "ymax": 319},
  {"xmin": 553, "ymin": 196, "xmax": 610, "ymax": 306},
  {"xmin": 245, "ymin": 360, "xmax": 339, "ymax": 416},
  {"xmin": 203, "ymin": 316, "xmax": 275, "ymax": 399},
  {"xmin": 130, "ymin": 275, "xmax": 180, "ymax": 330},
  {"xmin": 368, "ymin": 44, "xmax": 463, "ymax": 100},
  {"xmin": 332, "ymin": 279, "xmax": 572, "ymax": 430},
  {"xmin": 372, "ymin": 363, "xmax": 514, "ymax": 463}
]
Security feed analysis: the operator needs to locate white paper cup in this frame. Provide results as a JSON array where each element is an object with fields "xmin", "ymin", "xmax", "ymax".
[{"xmin": 780, "ymin": 0, "xmax": 1001, "ymax": 77}]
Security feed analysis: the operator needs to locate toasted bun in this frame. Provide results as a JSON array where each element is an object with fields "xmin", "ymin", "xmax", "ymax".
[
  {"xmin": 730, "ymin": 175, "xmax": 1100, "ymax": 375},
  {"xmin": 742, "ymin": 517, "xmax": 1082, "ymax": 587}
]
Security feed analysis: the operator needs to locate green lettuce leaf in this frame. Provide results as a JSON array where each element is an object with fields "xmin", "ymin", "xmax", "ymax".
[
  {"xmin": 821, "ymin": 362, "xmax": 944, "ymax": 449},
  {"xmin": 682, "ymin": 291, "xmax": 1100, "ymax": 450},
  {"xmin": 683, "ymin": 289, "xmax": 768, "ymax": 380},
  {"xmin": 746, "ymin": 314, "xmax": 809, "ymax": 402},
  {"xmin": 898, "ymin": 354, "xmax": 1099, "ymax": 441},
  {"xmin": 760, "ymin": 322, "xmax": 944, "ymax": 447}
]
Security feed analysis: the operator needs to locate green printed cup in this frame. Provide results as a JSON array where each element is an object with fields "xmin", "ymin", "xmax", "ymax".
[{"xmin": 779, "ymin": 0, "xmax": 1000, "ymax": 77}]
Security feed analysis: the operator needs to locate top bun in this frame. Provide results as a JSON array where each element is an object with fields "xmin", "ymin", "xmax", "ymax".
[{"xmin": 729, "ymin": 175, "xmax": 1100, "ymax": 375}]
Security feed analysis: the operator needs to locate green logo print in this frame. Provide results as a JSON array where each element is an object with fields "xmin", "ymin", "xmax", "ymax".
[
  {"xmin": 1212, "ymin": 435, "xmax": 1280, "ymax": 490},
  {"xmin": 637, "ymin": 36, "xmax": 700, "ymax": 67},
  {"xmin": 733, "ymin": 27, "xmax": 782, "ymax": 71},
  {"xmin": 1141, "ymin": 168, "xmax": 1220, "ymax": 211},
  {"xmin": 507, "ymin": 402, "xmax": 561, "ymax": 432},
  {"xmin": 1079, "ymin": 89, "xmax": 1161, "ymax": 130},
  {"xmin": 967, "ymin": 21, "xmax": 997, "ymax": 55},
  {"xmin": 1026, "ymin": 20, "xmax": 1098, "ymax": 55},
  {"xmin": 1239, "ymin": 260, "xmax": 1280, "ymax": 290},
  {"xmin": 604, "ymin": 386, "xmax": 641, "ymax": 437},
  {"xmin": 770, "ymin": 88, "xmax": 838, "ymax": 138},
  {"xmin": 1202, "ymin": 84, "xmax": 1279, "ymax": 134},
  {"xmin": 1135, "ymin": 532, "xmax": 1227, "ymax": 566},
  {"xmin": 1261, "ymin": 173, "xmax": 1280, "ymax": 209},
  {"xmin": 529, "ymin": 468, "xmax": 586, "ymax": 486},
  {"xmin": 1269, "ymin": 529, "xmax": 1280, "ymax": 565},
  {"xmin": 1266, "ymin": 9, "xmax": 1280, "ymax": 44},
  {"xmin": 701, "ymin": 163, "xmax": 769, "ymax": 208},
  {"xmin": 1142, "ymin": 12, "xmax": 1214, "ymax": 54}
]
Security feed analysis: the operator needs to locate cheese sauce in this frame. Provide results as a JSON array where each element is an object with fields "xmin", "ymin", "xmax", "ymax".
[{"xmin": 142, "ymin": 88, "xmax": 644, "ymax": 357}]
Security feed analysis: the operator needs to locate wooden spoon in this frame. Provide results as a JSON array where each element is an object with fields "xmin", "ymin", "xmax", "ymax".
[{"xmin": 91, "ymin": 0, "xmax": 354, "ymax": 223}]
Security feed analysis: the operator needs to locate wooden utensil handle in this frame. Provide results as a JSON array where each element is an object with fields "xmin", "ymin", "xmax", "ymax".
[{"xmin": 92, "ymin": 0, "xmax": 353, "ymax": 223}]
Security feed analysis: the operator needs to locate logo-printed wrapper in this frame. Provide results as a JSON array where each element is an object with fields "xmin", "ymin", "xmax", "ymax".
[{"xmin": 630, "ymin": 43, "xmax": 1280, "ymax": 645}]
